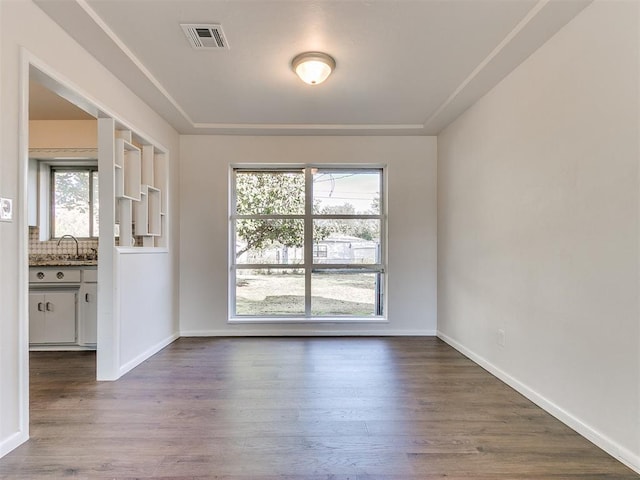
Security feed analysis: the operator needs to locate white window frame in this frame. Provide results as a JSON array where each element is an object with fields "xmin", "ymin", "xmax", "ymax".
[
  {"xmin": 31, "ymin": 158, "xmax": 98, "ymax": 241},
  {"xmin": 50, "ymin": 165, "xmax": 99, "ymax": 239},
  {"xmin": 229, "ymin": 165, "xmax": 387, "ymax": 322}
]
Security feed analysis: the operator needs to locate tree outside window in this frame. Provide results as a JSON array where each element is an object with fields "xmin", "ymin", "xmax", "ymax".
[{"xmin": 51, "ymin": 167, "xmax": 99, "ymax": 239}]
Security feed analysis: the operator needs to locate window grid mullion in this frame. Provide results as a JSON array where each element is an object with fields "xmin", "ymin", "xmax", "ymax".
[
  {"xmin": 234, "ymin": 264, "xmax": 305, "ymax": 270},
  {"xmin": 304, "ymin": 167, "xmax": 313, "ymax": 317},
  {"xmin": 230, "ymin": 168, "xmax": 238, "ymax": 317},
  {"xmin": 232, "ymin": 214, "xmax": 305, "ymax": 220},
  {"xmin": 89, "ymin": 169, "xmax": 95, "ymax": 238},
  {"xmin": 88, "ymin": 172, "xmax": 93, "ymax": 238},
  {"xmin": 310, "ymin": 264, "xmax": 385, "ymax": 271},
  {"xmin": 50, "ymin": 170, "xmax": 56, "ymax": 239},
  {"xmin": 311, "ymin": 214, "xmax": 382, "ymax": 220}
]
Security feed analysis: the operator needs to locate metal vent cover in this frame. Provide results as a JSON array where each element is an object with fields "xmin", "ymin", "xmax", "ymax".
[{"xmin": 181, "ymin": 24, "xmax": 228, "ymax": 49}]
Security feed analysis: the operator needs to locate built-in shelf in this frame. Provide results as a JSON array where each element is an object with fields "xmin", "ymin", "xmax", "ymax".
[
  {"xmin": 147, "ymin": 186, "xmax": 161, "ymax": 236},
  {"xmin": 111, "ymin": 127, "xmax": 168, "ymax": 249},
  {"xmin": 115, "ymin": 129, "xmax": 132, "ymax": 143},
  {"xmin": 133, "ymin": 186, "xmax": 149, "ymax": 236},
  {"xmin": 114, "ymin": 163, "xmax": 124, "ymax": 198},
  {"xmin": 118, "ymin": 198, "xmax": 133, "ymax": 246},
  {"xmin": 115, "ymin": 139, "xmax": 142, "ymax": 201},
  {"xmin": 142, "ymin": 145, "xmax": 154, "ymax": 187}
]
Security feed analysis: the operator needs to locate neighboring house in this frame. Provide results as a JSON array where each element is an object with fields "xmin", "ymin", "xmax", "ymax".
[
  {"xmin": 313, "ymin": 234, "xmax": 378, "ymax": 265},
  {"xmin": 238, "ymin": 234, "xmax": 379, "ymax": 265}
]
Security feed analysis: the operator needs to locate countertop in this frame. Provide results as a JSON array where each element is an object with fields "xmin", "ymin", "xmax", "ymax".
[{"xmin": 29, "ymin": 256, "xmax": 97, "ymax": 267}]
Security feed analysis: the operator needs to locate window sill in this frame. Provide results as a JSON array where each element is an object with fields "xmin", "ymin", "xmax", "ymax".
[
  {"xmin": 116, "ymin": 246, "xmax": 169, "ymax": 255},
  {"xmin": 228, "ymin": 316, "xmax": 388, "ymax": 324}
]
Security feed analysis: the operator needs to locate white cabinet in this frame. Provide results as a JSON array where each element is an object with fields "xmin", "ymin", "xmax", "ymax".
[
  {"xmin": 29, "ymin": 290, "xmax": 77, "ymax": 344},
  {"xmin": 28, "ymin": 267, "xmax": 97, "ymax": 349},
  {"xmin": 79, "ymin": 269, "xmax": 97, "ymax": 346}
]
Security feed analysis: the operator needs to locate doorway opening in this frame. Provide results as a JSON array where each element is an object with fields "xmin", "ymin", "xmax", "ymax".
[{"xmin": 25, "ymin": 66, "xmax": 105, "ymax": 384}]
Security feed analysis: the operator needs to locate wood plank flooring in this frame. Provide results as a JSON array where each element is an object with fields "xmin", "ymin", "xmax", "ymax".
[{"xmin": 0, "ymin": 337, "xmax": 637, "ymax": 479}]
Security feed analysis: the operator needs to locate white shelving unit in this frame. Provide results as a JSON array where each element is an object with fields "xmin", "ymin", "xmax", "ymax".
[
  {"xmin": 147, "ymin": 186, "xmax": 162, "ymax": 236},
  {"xmin": 115, "ymin": 138, "xmax": 142, "ymax": 201},
  {"xmin": 118, "ymin": 197, "xmax": 133, "ymax": 246},
  {"xmin": 154, "ymin": 150, "xmax": 168, "ymax": 248},
  {"xmin": 112, "ymin": 127, "xmax": 168, "ymax": 249},
  {"xmin": 142, "ymin": 145, "xmax": 154, "ymax": 186}
]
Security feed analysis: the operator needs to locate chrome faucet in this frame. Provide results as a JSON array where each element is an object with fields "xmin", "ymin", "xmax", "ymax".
[{"xmin": 57, "ymin": 234, "xmax": 79, "ymax": 258}]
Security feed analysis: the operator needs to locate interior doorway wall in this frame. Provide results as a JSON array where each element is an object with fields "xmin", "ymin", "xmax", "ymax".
[
  {"xmin": 23, "ymin": 57, "xmax": 177, "ymax": 387},
  {"xmin": 2, "ymin": 3, "xmax": 179, "ymax": 454}
]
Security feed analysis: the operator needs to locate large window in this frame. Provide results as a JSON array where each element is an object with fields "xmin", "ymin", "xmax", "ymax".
[
  {"xmin": 51, "ymin": 167, "xmax": 99, "ymax": 239},
  {"xmin": 231, "ymin": 166, "xmax": 385, "ymax": 320}
]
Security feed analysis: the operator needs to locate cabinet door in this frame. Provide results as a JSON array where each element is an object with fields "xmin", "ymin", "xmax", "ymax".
[
  {"xmin": 44, "ymin": 291, "xmax": 77, "ymax": 344},
  {"xmin": 29, "ymin": 292, "xmax": 47, "ymax": 344},
  {"xmin": 30, "ymin": 291, "xmax": 77, "ymax": 344},
  {"xmin": 79, "ymin": 284, "xmax": 97, "ymax": 345}
]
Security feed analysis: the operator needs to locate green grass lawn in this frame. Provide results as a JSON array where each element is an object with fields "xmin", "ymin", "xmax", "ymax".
[{"xmin": 235, "ymin": 271, "xmax": 378, "ymax": 316}]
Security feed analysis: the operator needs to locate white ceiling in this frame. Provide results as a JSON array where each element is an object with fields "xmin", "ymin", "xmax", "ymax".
[{"xmin": 33, "ymin": 0, "xmax": 591, "ymax": 135}]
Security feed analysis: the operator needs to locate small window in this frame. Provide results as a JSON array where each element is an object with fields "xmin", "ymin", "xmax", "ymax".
[
  {"xmin": 313, "ymin": 244, "xmax": 328, "ymax": 258},
  {"xmin": 231, "ymin": 166, "xmax": 385, "ymax": 320},
  {"xmin": 51, "ymin": 167, "xmax": 99, "ymax": 239}
]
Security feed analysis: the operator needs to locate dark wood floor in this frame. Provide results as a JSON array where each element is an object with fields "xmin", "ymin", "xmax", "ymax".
[{"xmin": 0, "ymin": 337, "xmax": 637, "ymax": 479}]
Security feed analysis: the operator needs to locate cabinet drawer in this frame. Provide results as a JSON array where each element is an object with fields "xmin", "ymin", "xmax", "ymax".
[
  {"xmin": 82, "ymin": 269, "xmax": 98, "ymax": 283},
  {"xmin": 29, "ymin": 268, "xmax": 81, "ymax": 283}
]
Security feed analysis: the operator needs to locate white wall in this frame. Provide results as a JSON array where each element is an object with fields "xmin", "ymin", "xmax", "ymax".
[
  {"xmin": 437, "ymin": 0, "xmax": 639, "ymax": 471},
  {"xmin": 0, "ymin": 0, "xmax": 180, "ymax": 457},
  {"xmin": 117, "ymin": 252, "xmax": 176, "ymax": 375},
  {"xmin": 180, "ymin": 136, "xmax": 437, "ymax": 336}
]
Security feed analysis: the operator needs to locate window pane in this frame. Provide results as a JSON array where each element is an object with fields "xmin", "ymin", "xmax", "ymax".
[
  {"xmin": 92, "ymin": 171, "xmax": 99, "ymax": 236},
  {"xmin": 235, "ymin": 268, "xmax": 305, "ymax": 315},
  {"xmin": 313, "ymin": 219, "xmax": 381, "ymax": 264},
  {"xmin": 313, "ymin": 170, "xmax": 381, "ymax": 215},
  {"xmin": 235, "ymin": 219, "xmax": 305, "ymax": 264},
  {"xmin": 235, "ymin": 171, "xmax": 305, "ymax": 215},
  {"xmin": 53, "ymin": 171, "xmax": 90, "ymax": 238},
  {"xmin": 311, "ymin": 271, "xmax": 382, "ymax": 316}
]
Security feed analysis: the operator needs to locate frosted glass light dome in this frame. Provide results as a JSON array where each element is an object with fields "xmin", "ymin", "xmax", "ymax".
[{"xmin": 292, "ymin": 52, "xmax": 336, "ymax": 85}]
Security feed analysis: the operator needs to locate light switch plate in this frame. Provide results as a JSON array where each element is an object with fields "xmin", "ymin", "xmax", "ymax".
[{"xmin": 0, "ymin": 197, "xmax": 13, "ymax": 221}]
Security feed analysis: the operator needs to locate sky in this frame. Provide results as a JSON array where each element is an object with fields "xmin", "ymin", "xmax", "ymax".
[{"xmin": 313, "ymin": 171, "xmax": 380, "ymax": 214}]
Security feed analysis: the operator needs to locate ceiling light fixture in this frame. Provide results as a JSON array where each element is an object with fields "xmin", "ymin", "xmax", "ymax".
[{"xmin": 291, "ymin": 52, "xmax": 336, "ymax": 85}]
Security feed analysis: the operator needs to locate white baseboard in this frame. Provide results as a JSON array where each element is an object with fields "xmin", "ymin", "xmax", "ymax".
[
  {"xmin": 180, "ymin": 329, "xmax": 437, "ymax": 337},
  {"xmin": 0, "ymin": 431, "xmax": 28, "ymax": 459},
  {"xmin": 437, "ymin": 331, "xmax": 640, "ymax": 475},
  {"xmin": 118, "ymin": 332, "xmax": 179, "ymax": 378},
  {"xmin": 29, "ymin": 345, "xmax": 95, "ymax": 352}
]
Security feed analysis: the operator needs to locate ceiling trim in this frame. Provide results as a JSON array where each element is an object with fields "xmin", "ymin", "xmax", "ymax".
[
  {"xmin": 29, "ymin": 147, "xmax": 98, "ymax": 159},
  {"xmin": 423, "ymin": 0, "xmax": 549, "ymax": 131},
  {"xmin": 191, "ymin": 123, "xmax": 425, "ymax": 131},
  {"xmin": 76, "ymin": 0, "xmax": 195, "ymax": 126},
  {"xmin": 71, "ymin": 0, "xmax": 556, "ymax": 135}
]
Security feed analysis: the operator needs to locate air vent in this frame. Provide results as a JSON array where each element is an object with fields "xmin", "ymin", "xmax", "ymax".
[{"xmin": 181, "ymin": 24, "xmax": 228, "ymax": 49}]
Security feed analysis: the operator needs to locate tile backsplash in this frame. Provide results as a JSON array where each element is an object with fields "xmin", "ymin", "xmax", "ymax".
[{"xmin": 29, "ymin": 226, "xmax": 99, "ymax": 257}]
